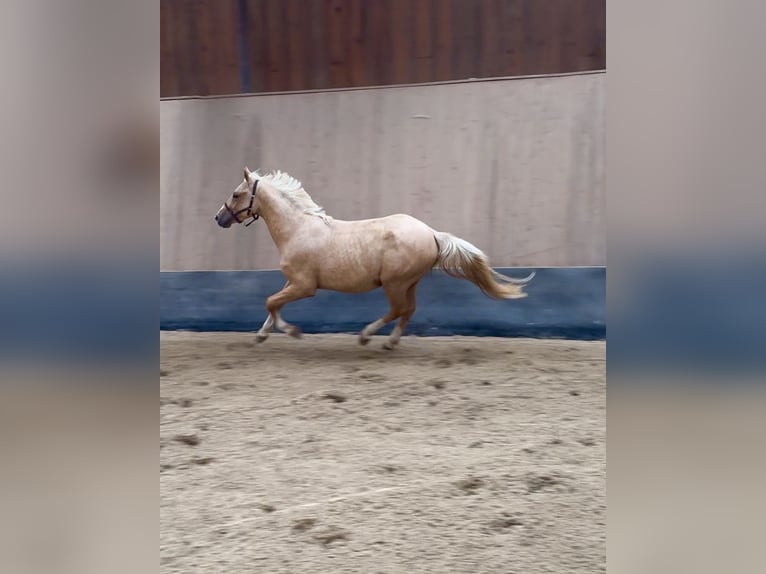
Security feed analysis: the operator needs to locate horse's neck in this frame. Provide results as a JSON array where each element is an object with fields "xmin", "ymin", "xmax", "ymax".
[{"xmin": 258, "ymin": 187, "xmax": 308, "ymax": 250}]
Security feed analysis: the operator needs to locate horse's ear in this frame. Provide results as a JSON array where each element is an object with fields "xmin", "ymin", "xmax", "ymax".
[{"xmin": 243, "ymin": 167, "xmax": 251, "ymax": 181}]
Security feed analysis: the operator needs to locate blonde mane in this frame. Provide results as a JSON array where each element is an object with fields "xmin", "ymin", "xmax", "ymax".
[{"xmin": 256, "ymin": 170, "xmax": 329, "ymax": 221}]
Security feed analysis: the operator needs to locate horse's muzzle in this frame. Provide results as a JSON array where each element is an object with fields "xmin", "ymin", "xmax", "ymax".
[{"xmin": 214, "ymin": 213, "xmax": 232, "ymax": 228}]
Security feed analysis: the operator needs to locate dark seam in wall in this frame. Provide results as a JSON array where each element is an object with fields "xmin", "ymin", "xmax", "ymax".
[{"xmin": 236, "ymin": 0, "xmax": 251, "ymax": 93}]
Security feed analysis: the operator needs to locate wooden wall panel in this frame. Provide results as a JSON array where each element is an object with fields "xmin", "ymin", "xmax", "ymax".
[
  {"xmin": 411, "ymin": 0, "xmax": 433, "ymax": 83},
  {"xmin": 160, "ymin": 1, "xmax": 179, "ymax": 97},
  {"xmin": 243, "ymin": 0, "xmax": 267, "ymax": 92},
  {"xmin": 161, "ymin": 0, "xmax": 606, "ymax": 97},
  {"xmin": 367, "ymin": 0, "xmax": 393, "ymax": 88},
  {"xmin": 346, "ymin": 0, "xmax": 368, "ymax": 87},
  {"xmin": 160, "ymin": 0, "xmax": 240, "ymax": 97}
]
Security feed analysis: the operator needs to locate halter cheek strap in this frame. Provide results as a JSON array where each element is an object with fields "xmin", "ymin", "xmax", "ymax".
[{"xmin": 224, "ymin": 179, "xmax": 260, "ymax": 226}]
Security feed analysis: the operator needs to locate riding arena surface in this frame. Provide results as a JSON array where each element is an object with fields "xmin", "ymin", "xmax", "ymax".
[{"xmin": 160, "ymin": 332, "xmax": 605, "ymax": 573}]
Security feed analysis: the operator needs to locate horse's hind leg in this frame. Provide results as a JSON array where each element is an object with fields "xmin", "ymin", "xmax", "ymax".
[
  {"xmin": 359, "ymin": 283, "xmax": 407, "ymax": 346},
  {"xmin": 265, "ymin": 281, "xmax": 316, "ymax": 339},
  {"xmin": 383, "ymin": 282, "xmax": 418, "ymax": 350}
]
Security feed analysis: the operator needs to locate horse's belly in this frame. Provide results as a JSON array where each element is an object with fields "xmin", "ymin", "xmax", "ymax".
[{"xmin": 317, "ymin": 272, "xmax": 380, "ymax": 293}]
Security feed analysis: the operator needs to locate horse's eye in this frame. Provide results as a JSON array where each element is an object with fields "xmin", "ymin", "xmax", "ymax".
[{"xmin": 232, "ymin": 193, "xmax": 240, "ymax": 199}]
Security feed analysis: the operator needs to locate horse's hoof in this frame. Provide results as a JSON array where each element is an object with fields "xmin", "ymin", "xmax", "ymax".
[
  {"xmin": 358, "ymin": 335, "xmax": 371, "ymax": 346},
  {"xmin": 382, "ymin": 342, "xmax": 395, "ymax": 351},
  {"xmin": 255, "ymin": 334, "xmax": 268, "ymax": 344},
  {"xmin": 287, "ymin": 326, "xmax": 302, "ymax": 339}
]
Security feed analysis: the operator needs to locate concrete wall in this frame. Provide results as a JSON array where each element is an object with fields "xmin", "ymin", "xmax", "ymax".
[{"xmin": 161, "ymin": 72, "xmax": 605, "ymax": 271}]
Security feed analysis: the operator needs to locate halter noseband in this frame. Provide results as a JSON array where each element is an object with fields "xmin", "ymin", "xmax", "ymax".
[{"xmin": 224, "ymin": 179, "xmax": 260, "ymax": 226}]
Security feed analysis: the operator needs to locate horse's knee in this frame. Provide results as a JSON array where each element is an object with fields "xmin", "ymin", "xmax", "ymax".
[{"xmin": 265, "ymin": 294, "xmax": 280, "ymax": 313}]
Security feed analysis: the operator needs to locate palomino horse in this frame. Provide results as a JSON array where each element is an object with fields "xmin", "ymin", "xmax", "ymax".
[{"xmin": 215, "ymin": 168, "xmax": 534, "ymax": 349}]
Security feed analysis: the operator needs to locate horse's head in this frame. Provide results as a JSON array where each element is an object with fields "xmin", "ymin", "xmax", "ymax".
[{"xmin": 214, "ymin": 167, "xmax": 261, "ymax": 228}]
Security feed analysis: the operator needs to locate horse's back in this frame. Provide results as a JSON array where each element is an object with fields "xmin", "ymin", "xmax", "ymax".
[
  {"xmin": 336, "ymin": 212, "xmax": 428, "ymax": 227},
  {"xmin": 337, "ymin": 213, "xmax": 434, "ymax": 244}
]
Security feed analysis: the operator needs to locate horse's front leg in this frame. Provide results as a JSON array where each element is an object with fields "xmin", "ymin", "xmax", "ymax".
[
  {"xmin": 255, "ymin": 312, "xmax": 294, "ymax": 343},
  {"xmin": 265, "ymin": 281, "xmax": 316, "ymax": 339},
  {"xmin": 255, "ymin": 314, "xmax": 274, "ymax": 343},
  {"xmin": 256, "ymin": 281, "xmax": 287, "ymax": 343}
]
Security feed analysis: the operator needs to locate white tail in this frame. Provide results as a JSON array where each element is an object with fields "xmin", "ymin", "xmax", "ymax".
[{"xmin": 433, "ymin": 231, "xmax": 534, "ymax": 299}]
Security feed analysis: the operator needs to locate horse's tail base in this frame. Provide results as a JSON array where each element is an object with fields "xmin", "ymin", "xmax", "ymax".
[{"xmin": 432, "ymin": 231, "xmax": 534, "ymax": 300}]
